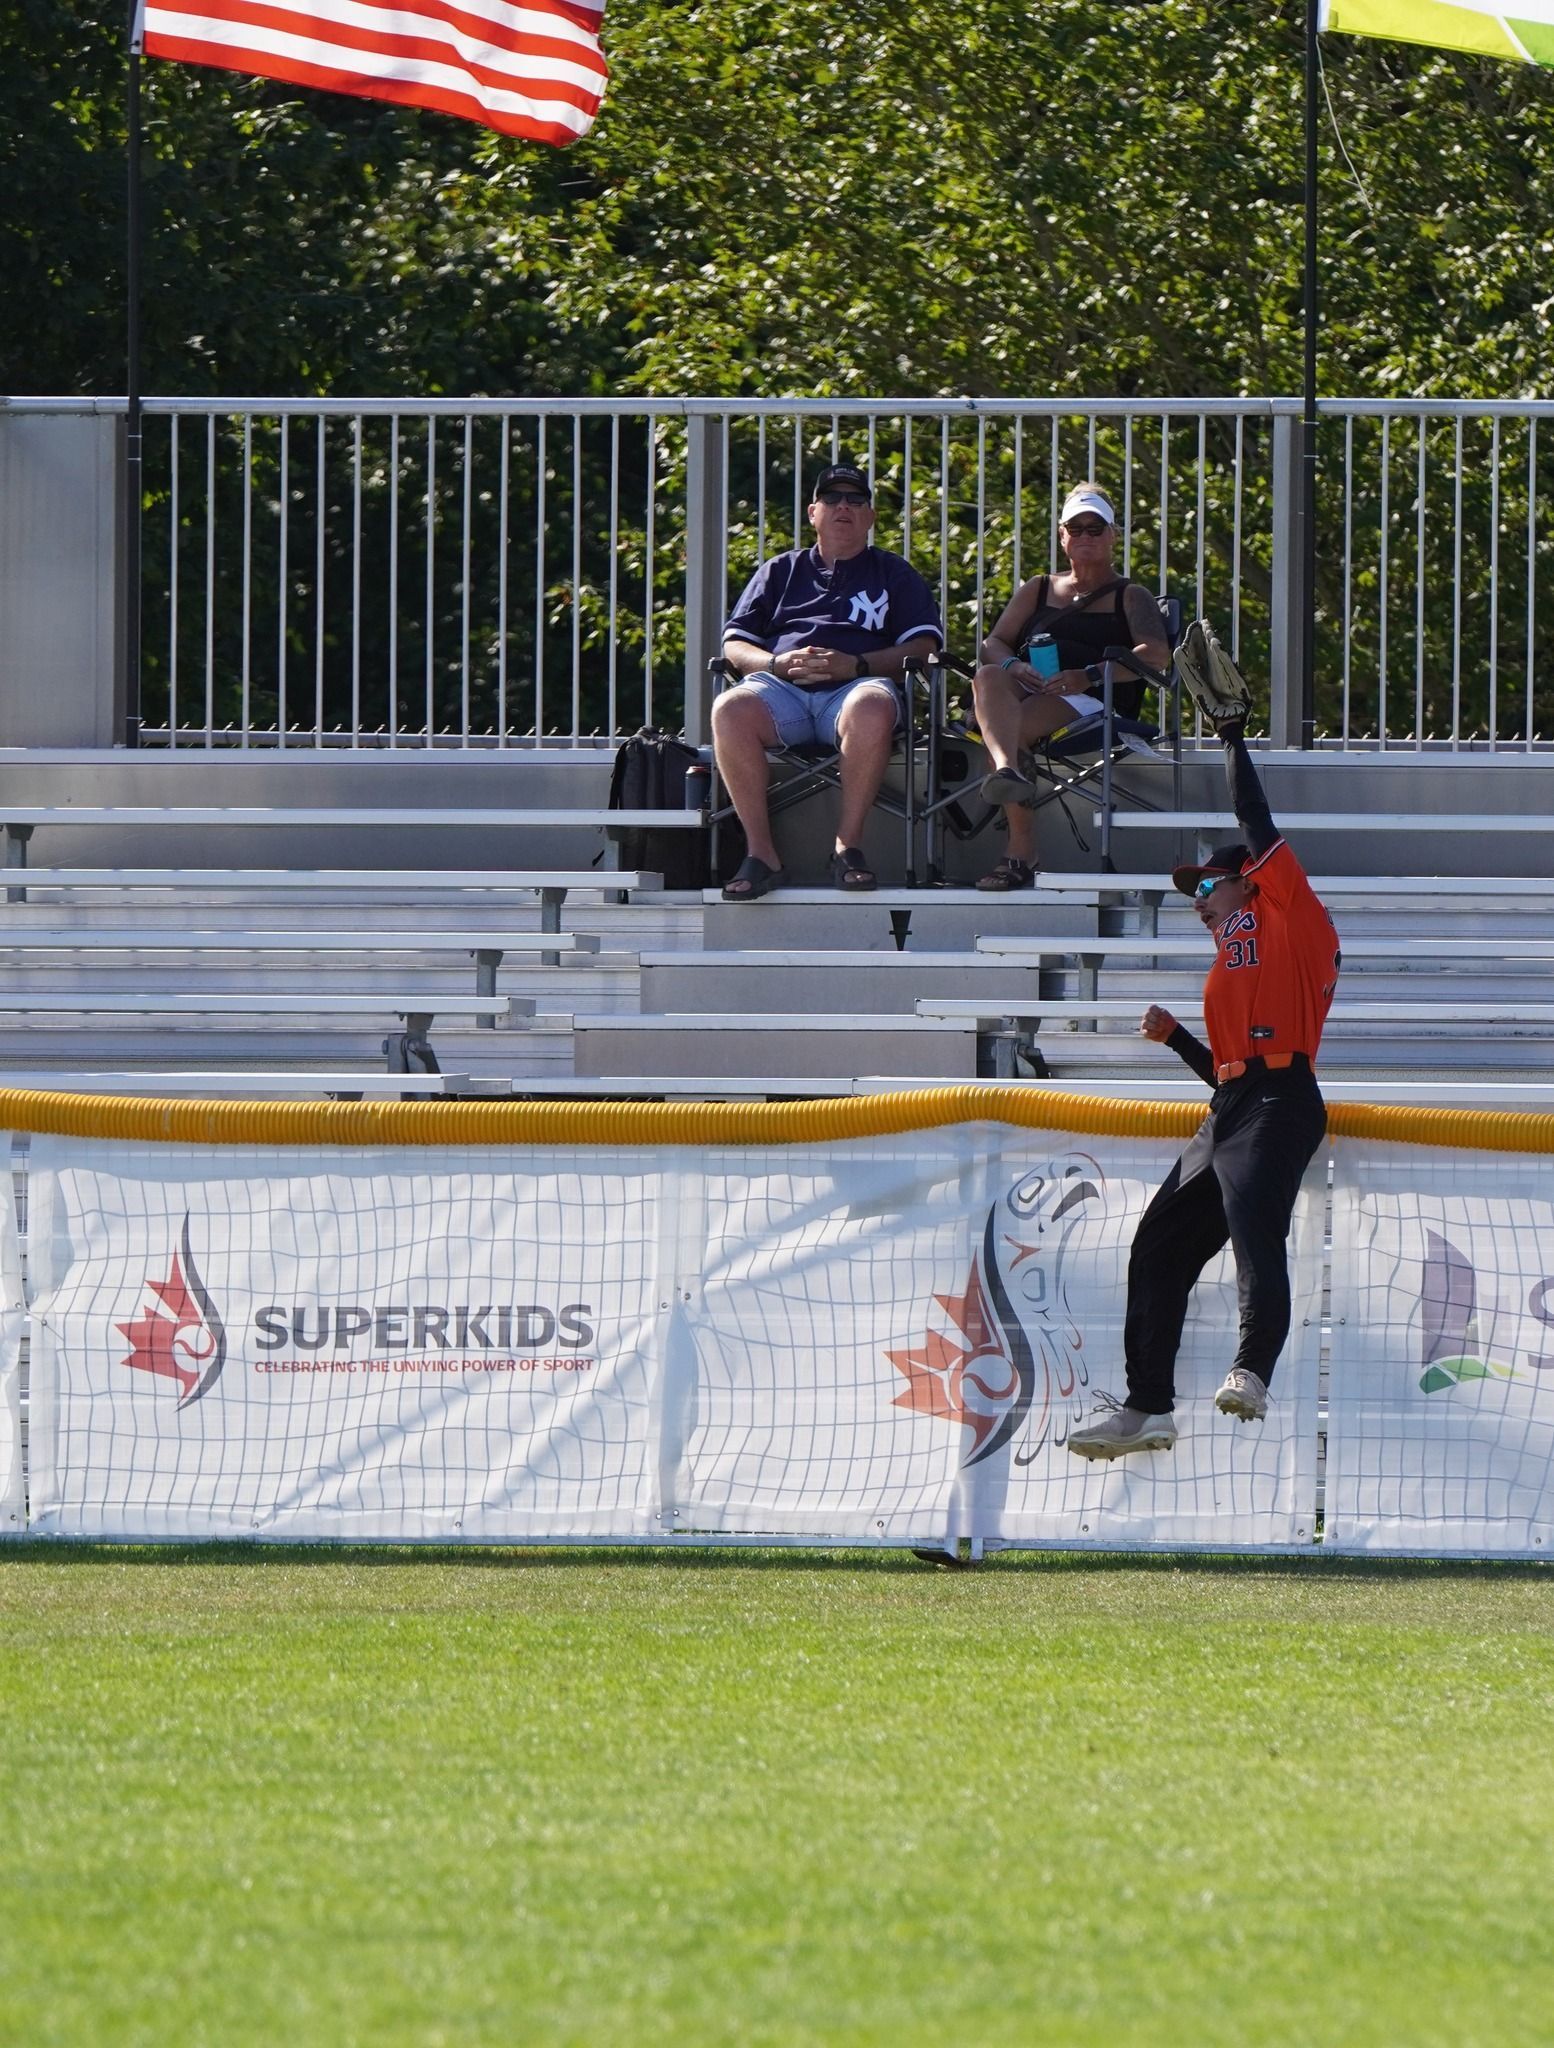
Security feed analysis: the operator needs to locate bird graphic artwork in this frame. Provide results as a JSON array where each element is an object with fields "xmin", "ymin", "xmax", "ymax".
[{"xmin": 887, "ymin": 1153, "xmax": 1103, "ymax": 1464}]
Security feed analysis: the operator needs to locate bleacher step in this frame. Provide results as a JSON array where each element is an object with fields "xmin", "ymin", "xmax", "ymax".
[
  {"xmin": 639, "ymin": 952, "xmax": 1043, "ymax": 1016},
  {"xmin": 571, "ymin": 1011, "xmax": 982, "ymax": 1080}
]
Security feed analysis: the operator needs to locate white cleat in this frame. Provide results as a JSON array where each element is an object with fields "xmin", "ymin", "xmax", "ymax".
[
  {"xmin": 1215, "ymin": 1367, "xmax": 1269, "ymax": 1422},
  {"xmin": 1068, "ymin": 1397, "xmax": 1178, "ymax": 1460}
]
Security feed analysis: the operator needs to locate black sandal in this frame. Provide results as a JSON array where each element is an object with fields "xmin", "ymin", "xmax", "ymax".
[
  {"xmin": 827, "ymin": 846, "xmax": 877, "ymax": 892},
  {"xmin": 721, "ymin": 854, "xmax": 787, "ymax": 901},
  {"xmin": 975, "ymin": 856, "xmax": 1037, "ymax": 893}
]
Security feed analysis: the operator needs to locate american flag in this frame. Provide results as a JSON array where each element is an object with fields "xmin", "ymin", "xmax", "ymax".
[{"xmin": 137, "ymin": 0, "xmax": 609, "ymax": 146}]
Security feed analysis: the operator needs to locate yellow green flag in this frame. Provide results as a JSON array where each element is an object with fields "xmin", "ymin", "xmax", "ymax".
[{"xmin": 1321, "ymin": 0, "xmax": 1554, "ymax": 63}]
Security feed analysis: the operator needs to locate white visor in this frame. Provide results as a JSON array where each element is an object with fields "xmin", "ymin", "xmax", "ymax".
[{"xmin": 1060, "ymin": 488, "xmax": 1116, "ymax": 527}]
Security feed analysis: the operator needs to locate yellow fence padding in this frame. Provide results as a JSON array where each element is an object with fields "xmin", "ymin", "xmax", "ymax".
[
  {"xmin": 1324, "ymin": 1099, "xmax": 1554, "ymax": 1155},
  {"xmin": 0, "ymin": 1083, "xmax": 1551, "ymax": 1153}
]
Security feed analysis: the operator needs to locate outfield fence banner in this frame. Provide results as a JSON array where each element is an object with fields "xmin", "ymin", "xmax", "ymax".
[
  {"xmin": 0, "ymin": 1160, "xmax": 23, "ymax": 1534},
  {"xmin": 19, "ymin": 1128, "xmax": 1323, "ymax": 1551},
  {"xmin": 1326, "ymin": 1138, "xmax": 1554, "ymax": 1555},
  {"xmin": 11, "ymin": 1092, "xmax": 1554, "ymax": 1557}
]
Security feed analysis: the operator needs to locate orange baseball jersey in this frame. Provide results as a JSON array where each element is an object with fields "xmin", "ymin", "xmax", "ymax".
[{"xmin": 1202, "ymin": 839, "xmax": 1340, "ymax": 1069}]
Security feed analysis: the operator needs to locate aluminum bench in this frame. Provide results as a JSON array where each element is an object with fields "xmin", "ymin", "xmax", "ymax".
[
  {"xmin": 0, "ymin": 928, "xmax": 603, "ymax": 1008},
  {"xmin": 0, "ymin": 992, "xmax": 535, "ymax": 1073},
  {"xmin": 0, "ymin": 866, "xmax": 662, "ymax": 913},
  {"xmin": 920, "ymin": 996, "xmax": 1554, "ymax": 1026},
  {"xmin": 1029, "ymin": 871, "xmax": 1554, "ymax": 894},
  {"xmin": 973, "ymin": 933, "xmax": 1554, "ymax": 1000},
  {"xmin": 917, "ymin": 994, "xmax": 1554, "ymax": 1078},
  {"xmin": 0, "ymin": 872, "xmax": 664, "ymax": 965},
  {"xmin": 569, "ymin": 1011, "xmax": 984, "ymax": 1081},
  {"xmin": 0, "ymin": 806, "xmax": 699, "ymax": 864},
  {"xmin": 1101, "ymin": 811, "xmax": 1554, "ymax": 837},
  {"xmin": 977, "ymin": 935, "xmax": 1554, "ymax": 959}
]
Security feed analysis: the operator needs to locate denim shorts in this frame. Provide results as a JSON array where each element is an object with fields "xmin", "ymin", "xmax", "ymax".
[{"xmin": 737, "ymin": 672, "xmax": 903, "ymax": 749}]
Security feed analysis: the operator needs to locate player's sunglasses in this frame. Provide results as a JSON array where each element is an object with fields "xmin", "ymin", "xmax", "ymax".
[
  {"xmin": 1194, "ymin": 874, "xmax": 1237, "ymax": 901},
  {"xmin": 1064, "ymin": 519, "xmax": 1109, "ymax": 537},
  {"xmin": 817, "ymin": 490, "xmax": 870, "ymax": 507}
]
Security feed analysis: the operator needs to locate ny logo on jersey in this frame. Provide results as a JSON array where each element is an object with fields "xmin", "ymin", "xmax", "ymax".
[{"xmin": 848, "ymin": 589, "xmax": 889, "ymax": 633}]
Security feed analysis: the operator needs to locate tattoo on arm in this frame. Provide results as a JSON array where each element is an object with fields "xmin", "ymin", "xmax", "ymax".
[{"xmin": 1122, "ymin": 587, "xmax": 1171, "ymax": 669}]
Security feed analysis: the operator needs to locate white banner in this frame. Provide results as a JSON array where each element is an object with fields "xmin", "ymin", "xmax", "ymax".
[
  {"xmin": 682, "ymin": 1130, "xmax": 1321, "ymax": 1547},
  {"xmin": 21, "ymin": 1129, "xmax": 1323, "ymax": 1549},
  {"xmin": 26, "ymin": 1143, "xmax": 664, "ymax": 1541},
  {"xmin": 0, "ymin": 1155, "xmax": 23, "ymax": 1536},
  {"xmin": 1327, "ymin": 1139, "xmax": 1554, "ymax": 1555}
]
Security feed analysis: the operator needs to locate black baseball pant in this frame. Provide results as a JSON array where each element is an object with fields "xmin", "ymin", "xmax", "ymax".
[{"xmin": 1123, "ymin": 1063, "xmax": 1326, "ymax": 1414}]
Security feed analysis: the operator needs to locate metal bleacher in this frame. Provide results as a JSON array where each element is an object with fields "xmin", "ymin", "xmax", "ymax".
[
  {"xmin": 2, "ymin": 770, "xmax": 1554, "ymax": 1104},
  {"xmin": 0, "ymin": 867, "xmax": 685, "ymax": 1091},
  {"xmin": 17, "ymin": 383, "xmax": 1554, "ymax": 1105}
]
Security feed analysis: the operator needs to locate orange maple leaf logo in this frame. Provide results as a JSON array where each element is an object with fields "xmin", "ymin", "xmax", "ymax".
[
  {"xmin": 886, "ymin": 1249, "xmax": 1022, "ymax": 1459},
  {"xmin": 116, "ymin": 1226, "xmax": 224, "ymax": 1407}
]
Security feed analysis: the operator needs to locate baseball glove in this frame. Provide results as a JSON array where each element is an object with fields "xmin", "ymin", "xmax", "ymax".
[{"xmin": 1175, "ymin": 619, "xmax": 1253, "ymax": 733}]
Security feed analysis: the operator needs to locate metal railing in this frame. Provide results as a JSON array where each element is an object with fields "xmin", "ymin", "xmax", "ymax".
[
  {"xmin": 12, "ymin": 394, "xmax": 1554, "ymax": 751},
  {"xmin": 1327, "ymin": 401, "xmax": 1554, "ymax": 750},
  {"xmin": 136, "ymin": 396, "xmax": 1288, "ymax": 749}
]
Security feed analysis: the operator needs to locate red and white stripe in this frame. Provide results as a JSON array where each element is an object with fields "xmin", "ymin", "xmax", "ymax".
[{"xmin": 138, "ymin": 0, "xmax": 608, "ymax": 146}]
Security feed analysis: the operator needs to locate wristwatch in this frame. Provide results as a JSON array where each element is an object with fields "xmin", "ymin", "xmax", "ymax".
[{"xmin": 853, "ymin": 654, "xmax": 869, "ymax": 679}]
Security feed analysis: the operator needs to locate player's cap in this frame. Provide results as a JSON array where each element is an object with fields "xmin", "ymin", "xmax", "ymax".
[
  {"xmin": 812, "ymin": 464, "xmax": 872, "ymax": 501},
  {"xmin": 1059, "ymin": 486, "xmax": 1116, "ymax": 527},
  {"xmin": 1171, "ymin": 842, "xmax": 1250, "ymax": 895}
]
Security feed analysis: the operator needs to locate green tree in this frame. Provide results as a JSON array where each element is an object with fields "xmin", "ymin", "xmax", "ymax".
[
  {"xmin": 8, "ymin": 1, "xmax": 1554, "ymax": 738},
  {"xmin": 7, "ymin": 1, "xmax": 1554, "ymax": 403}
]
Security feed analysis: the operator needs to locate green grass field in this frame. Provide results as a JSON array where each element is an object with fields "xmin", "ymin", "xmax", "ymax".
[{"xmin": 2, "ymin": 1546, "xmax": 1552, "ymax": 2048}]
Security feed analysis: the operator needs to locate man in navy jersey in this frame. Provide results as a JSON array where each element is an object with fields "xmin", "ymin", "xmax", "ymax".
[{"xmin": 715, "ymin": 466, "xmax": 944, "ymax": 898}]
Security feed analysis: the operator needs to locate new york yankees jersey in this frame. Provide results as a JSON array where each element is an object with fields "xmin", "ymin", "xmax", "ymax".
[
  {"xmin": 1202, "ymin": 840, "xmax": 1340, "ymax": 1070},
  {"xmin": 723, "ymin": 544, "xmax": 944, "ymax": 676}
]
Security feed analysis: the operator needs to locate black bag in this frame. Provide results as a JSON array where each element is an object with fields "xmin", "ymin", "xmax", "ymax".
[{"xmin": 606, "ymin": 727, "xmax": 711, "ymax": 890}]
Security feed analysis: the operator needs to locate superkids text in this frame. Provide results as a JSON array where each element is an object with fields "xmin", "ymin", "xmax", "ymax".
[{"xmin": 252, "ymin": 1302, "xmax": 597, "ymax": 1351}]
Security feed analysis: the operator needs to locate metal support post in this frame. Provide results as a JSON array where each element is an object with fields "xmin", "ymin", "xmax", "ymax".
[
  {"xmin": 1268, "ymin": 414, "xmax": 1307, "ymax": 749},
  {"xmin": 682, "ymin": 416, "xmax": 726, "ymax": 748},
  {"xmin": 385, "ymin": 1013, "xmax": 440, "ymax": 1074},
  {"xmin": 539, "ymin": 887, "xmax": 563, "ymax": 968},
  {"xmin": 5, "ymin": 826, "xmax": 32, "ymax": 906},
  {"xmin": 473, "ymin": 948, "xmax": 503, "ymax": 1028}
]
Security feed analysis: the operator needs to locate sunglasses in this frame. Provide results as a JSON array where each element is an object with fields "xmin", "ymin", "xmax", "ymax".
[
  {"xmin": 1194, "ymin": 874, "xmax": 1236, "ymax": 901},
  {"xmin": 817, "ymin": 491, "xmax": 870, "ymax": 507},
  {"xmin": 1064, "ymin": 520, "xmax": 1109, "ymax": 538}
]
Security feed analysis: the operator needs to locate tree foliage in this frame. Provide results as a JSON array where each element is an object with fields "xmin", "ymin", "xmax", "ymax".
[
  {"xmin": 8, "ymin": 1, "xmax": 1554, "ymax": 739},
  {"xmin": 5, "ymin": 0, "xmax": 1554, "ymax": 402}
]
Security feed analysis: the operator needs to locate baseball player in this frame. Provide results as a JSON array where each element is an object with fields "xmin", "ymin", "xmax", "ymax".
[{"xmin": 1069, "ymin": 623, "xmax": 1340, "ymax": 1460}]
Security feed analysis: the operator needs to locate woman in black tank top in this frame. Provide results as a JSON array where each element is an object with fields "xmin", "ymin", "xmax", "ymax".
[
  {"xmin": 1018, "ymin": 575, "xmax": 1144, "ymax": 715},
  {"xmin": 968, "ymin": 485, "xmax": 1171, "ymax": 890}
]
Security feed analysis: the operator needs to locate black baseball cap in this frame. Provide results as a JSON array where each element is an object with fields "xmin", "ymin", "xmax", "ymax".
[
  {"xmin": 812, "ymin": 464, "xmax": 872, "ymax": 500},
  {"xmin": 1171, "ymin": 842, "xmax": 1251, "ymax": 896}
]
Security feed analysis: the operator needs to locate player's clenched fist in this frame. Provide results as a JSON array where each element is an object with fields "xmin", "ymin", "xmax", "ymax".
[{"xmin": 1139, "ymin": 1004, "xmax": 1177, "ymax": 1042}]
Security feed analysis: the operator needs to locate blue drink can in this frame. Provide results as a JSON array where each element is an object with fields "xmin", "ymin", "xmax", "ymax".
[{"xmin": 1023, "ymin": 633, "xmax": 1060, "ymax": 680}]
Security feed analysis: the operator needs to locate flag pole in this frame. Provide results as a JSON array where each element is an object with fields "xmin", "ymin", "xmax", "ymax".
[
  {"xmin": 124, "ymin": 0, "xmax": 144, "ymax": 749},
  {"xmin": 1301, "ymin": 0, "xmax": 1319, "ymax": 749}
]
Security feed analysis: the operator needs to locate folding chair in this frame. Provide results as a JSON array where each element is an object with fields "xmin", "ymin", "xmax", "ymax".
[
  {"xmin": 920, "ymin": 596, "xmax": 1186, "ymax": 877},
  {"xmin": 702, "ymin": 657, "xmax": 932, "ymax": 885}
]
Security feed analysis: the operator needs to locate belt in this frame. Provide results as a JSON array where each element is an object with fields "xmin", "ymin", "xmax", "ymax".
[{"xmin": 1214, "ymin": 1051, "xmax": 1313, "ymax": 1086}]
